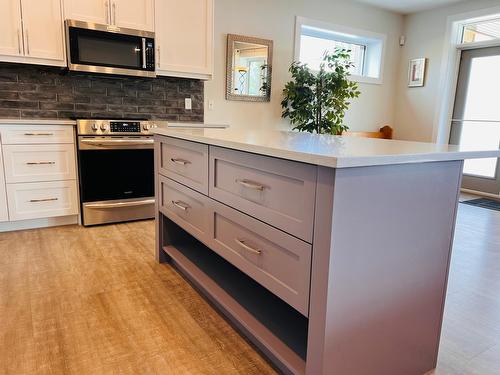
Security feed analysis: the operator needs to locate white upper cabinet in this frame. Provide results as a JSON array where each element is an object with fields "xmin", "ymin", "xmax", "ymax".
[
  {"xmin": 63, "ymin": 0, "xmax": 110, "ymax": 25},
  {"xmin": 156, "ymin": 0, "xmax": 214, "ymax": 80},
  {"xmin": 112, "ymin": 0, "xmax": 154, "ymax": 31},
  {"xmin": 64, "ymin": 0, "xmax": 154, "ymax": 31},
  {"xmin": 0, "ymin": 0, "xmax": 23, "ymax": 57},
  {"xmin": 0, "ymin": 0, "xmax": 65, "ymax": 66},
  {"xmin": 21, "ymin": 0, "xmax": 65, "ymax": 61},
  {"xmin": 0, "ymin": 144, "xmax": 9, "ymax": 223}
]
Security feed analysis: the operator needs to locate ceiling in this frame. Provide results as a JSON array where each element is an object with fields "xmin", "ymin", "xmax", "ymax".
[{"xmin": 355, "ymin": 0, "xmax": 469, "ymax": 14}]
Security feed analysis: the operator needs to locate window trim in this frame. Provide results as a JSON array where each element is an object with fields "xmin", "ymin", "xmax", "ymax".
[{"xmin": 294, "ymin": 16, "xmax": 386, "ymax": 85}]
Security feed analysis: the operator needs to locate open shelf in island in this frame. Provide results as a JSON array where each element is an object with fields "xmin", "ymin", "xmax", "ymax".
[{"xmin": 162, "ymin": 219, "xmax": 308, "ymax": 375}]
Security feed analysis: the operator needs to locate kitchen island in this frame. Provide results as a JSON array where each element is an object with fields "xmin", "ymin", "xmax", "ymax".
[{"xmin": 153, "ymin": 127, "xmax": 499, "ymax": 375}]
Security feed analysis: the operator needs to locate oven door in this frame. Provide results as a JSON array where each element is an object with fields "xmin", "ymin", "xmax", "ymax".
[
  {"xmin": 66, "ymin": 20, "xmax": 155, "ymax": 77},
  {"xmin": 78, "ymin": 137, "xmax": 154, "ymax": 225}
]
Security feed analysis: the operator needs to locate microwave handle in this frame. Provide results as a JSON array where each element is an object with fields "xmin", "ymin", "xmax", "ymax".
[{"xmin": 142, "ymin": 38, "xmax": 146, "ymax": 69}]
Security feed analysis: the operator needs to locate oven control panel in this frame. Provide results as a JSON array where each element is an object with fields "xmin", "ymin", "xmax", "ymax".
[
  {"xmin": 110, "ymin": 121, "xmax": 141, "ymax": 133},
  {"xmin": 76, "ymin": 119, "xmax": 167, "ymax": 136}
]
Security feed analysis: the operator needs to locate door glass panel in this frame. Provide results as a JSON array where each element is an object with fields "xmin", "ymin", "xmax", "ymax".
[
  {"xmin": 77, "ymin": 36, "xmax": 141, "ymax": 68},
  {"xmin": 463, "ymin": 55, "xmax": 500, "ymax": 121},
  {"xmin": 453, "ymin": 51, "xmax": 500, "ymax": 181},
  {"xmin": 461, "ymin": 121, "xmax": 499, "ymax": 178}
]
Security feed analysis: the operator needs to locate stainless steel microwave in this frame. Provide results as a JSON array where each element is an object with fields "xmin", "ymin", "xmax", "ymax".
[{"xmin": 65, "ymin": 20, "xmax": 156, "ymax": 78}]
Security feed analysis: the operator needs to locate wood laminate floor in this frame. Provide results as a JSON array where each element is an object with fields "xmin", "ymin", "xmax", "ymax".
[{"xmin": 1, "ymin": 203, "xmax": 499, "ymax": 374}]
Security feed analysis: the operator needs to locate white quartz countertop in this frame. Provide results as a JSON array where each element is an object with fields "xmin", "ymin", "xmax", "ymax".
[
  {"xmin": 153, "ymin": 127, "xmax": 500, "ymax": 168},
  {"xmin": 0, "ymin": 119, "xmax": 76, "ymax": 125}
]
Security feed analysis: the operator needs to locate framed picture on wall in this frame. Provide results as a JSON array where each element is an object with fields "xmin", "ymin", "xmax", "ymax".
[{"xmin": 408, "ymin": 58, "xmax": 427, "ymax": 87}]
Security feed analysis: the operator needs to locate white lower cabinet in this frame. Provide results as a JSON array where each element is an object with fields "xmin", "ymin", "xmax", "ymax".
[
  {"xmin": 7, "ymin": 180, "xmax": 78, "ymax": 221},
  {"xmin": 0, "ymin": 144, "xmax": 9, "ymax": 222},
  {"xmin": 3, "ymin": 144, "xmax": 76, "ymax": 184},
  {"xmin": 0, "ymin": 124, "xmax": 78, "ymax": 225}
]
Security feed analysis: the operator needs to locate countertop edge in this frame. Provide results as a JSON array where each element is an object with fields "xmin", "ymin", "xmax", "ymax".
[
  {"xmin": 0, "ymin": 119, "xmax": 77, "ymax": 126},
  {"xmin": 153, "ymin": 129, "xmax": 500, "ymax": 169}
]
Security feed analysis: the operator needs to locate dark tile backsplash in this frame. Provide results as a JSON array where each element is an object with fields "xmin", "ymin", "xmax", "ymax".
[{"xmin": 0, "ymin": 63, "xmax": 204, "ymax": 122}]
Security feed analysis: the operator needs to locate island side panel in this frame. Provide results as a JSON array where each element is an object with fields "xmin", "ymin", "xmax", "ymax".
[
  {"xmin": 155, "ymin": 135, "xmax": 170, "ymax": 263},
  {"xmin": 307, "ymin": 161, "xmax": 463, "ymax": 375}
]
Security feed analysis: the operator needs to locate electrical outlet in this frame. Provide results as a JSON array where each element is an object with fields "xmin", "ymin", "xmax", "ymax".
[{"xmin": 185, "ymin": 98, "xmax": 192, "ymax": 110}]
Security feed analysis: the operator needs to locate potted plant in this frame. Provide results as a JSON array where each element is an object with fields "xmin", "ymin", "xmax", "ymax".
[{"xmin": 281, "ymin": 49, "xmax": 361, "ymax": 135}]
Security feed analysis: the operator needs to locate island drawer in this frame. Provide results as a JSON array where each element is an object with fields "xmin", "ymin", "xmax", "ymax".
[
  {"xmin": 2, "ymin": 144, "xmax": 77, "ymax": 184},
  {"xmin": 211, "ymin": 201, "xmax": 312, "ymax": 317},
  {"xmin": 0, "ymin": 125, "xmax": 74, "ymax": 145},
  {"xmin": 6, "ymin": 180, "xmax": 78, "ymax": 221},
  {"xmin": 158, "ymin": 137, "xmax": 209, "ymax": 195},
  {"xmin": 158, "ymin": 176, "xmax": 211, "ymax": 241},
  {"xmin": 209, "ymin": 146, "xmax": 317, "ymax": 243}
]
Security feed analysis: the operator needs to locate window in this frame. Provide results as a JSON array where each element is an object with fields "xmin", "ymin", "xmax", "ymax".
[
  {"xmin": 295, "ymin": 17, "xmax": 386, "ymax": 84},
  {"xmin": 461, "ymin": 17, "xmax": 500, "ymax": 44}
]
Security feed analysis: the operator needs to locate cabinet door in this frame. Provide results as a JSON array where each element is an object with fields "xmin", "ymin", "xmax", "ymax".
[
  {"xmin": 21, "ymin": 0, "xmax": 65, "ymax": 61},
  {"xmin": 0, "ymin": 0, "xmax": 23, "ymax": 57},
  {"xmin": 63, "ymin": 0, "xmax": 110, "ymax": 25},
  {"xmin": 112, "ymin": 0, "xmax": 154, "ymax": 31},
  {"xmin": 0, "ymin": 144, "xmax": 9, "ymax": 222},
  {"xmin": 156, "ymin": 0, "xmax": 213, "ymax": 79}
]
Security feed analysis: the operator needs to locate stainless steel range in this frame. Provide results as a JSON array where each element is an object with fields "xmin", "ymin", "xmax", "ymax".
[{"xmin": 76, "ymin": 119, "xmax": 165, "ymax": 226}]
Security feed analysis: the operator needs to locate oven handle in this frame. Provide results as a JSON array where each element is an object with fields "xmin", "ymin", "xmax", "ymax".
[
  {"xmin": 80, "ymin": 139, "xmax": 154, "ymax": 147},
  {"xmin": 85, "ymin": 199, "xmax": 155, "ymax": 209}
]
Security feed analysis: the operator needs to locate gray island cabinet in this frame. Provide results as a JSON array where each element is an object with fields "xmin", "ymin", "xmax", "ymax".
[{"xmin": 153, "ymin": 127, "xmax": 499, "ymax": 375}]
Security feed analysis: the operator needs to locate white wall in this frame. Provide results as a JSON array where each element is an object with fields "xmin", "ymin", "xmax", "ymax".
[
  {"xmin": 205, "ymin": 0, "xmax": 403, "ymax": 132},
  {"xmin": 394, "ymin": 0, "xmax": 500, "ymax": 142}
]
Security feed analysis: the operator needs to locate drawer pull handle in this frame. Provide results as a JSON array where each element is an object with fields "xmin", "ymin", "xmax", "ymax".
[
  {"xmin": 24, "ymin": 133, "xmax": 54, "ymax": 136},
  {"xmin": 235, "ymin": 239, "xmax": 262, "ymax": 255},
  {"xmin": 172, "ymin": 200, "xmax": 190, "ymax": 211},
  {"xmin": 170, "ymin": 158, "xmax": 191, "ymax": 166},
  {"xmin": 29, "ymin": 198, "xmax": 58, "ymax": 203},
  {"xmin": 26, "ymin": 161, "xmax": 56, "ymax": 165},
  {"xmin": 235, "ymin": 179, "xmax": 265, "ymax": 191}
]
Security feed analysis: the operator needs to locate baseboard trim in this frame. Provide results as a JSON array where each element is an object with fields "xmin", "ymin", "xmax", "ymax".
[{"xmin": 0, "ymin": 215, "xmax": 79, "ymax": 233}]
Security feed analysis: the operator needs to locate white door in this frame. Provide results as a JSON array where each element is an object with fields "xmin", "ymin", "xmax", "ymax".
[
  {"xmin": 63, "ymin": 0, "xmax": 110, "ymax": 25},
  {"xmin": 112, "ymin": 0, "xmax": 154, "ymax": 31},
  {"xmin": 0, "ymin": 144, "xmax": 9, "ymax": 222},
  {"xmin": 156, "ymin": 0, "xmax": 213, "ymax": 79},
  {"xmin": 21, "ymin": 0, "xmax": 65, "ymax": 61},
  {"xmin": 0, "ymin": 0, "xmax": 23, "ymax": 57},
  {"xmin": 450, "ymin": 47, "xmax": 500, "ymax": 194}
]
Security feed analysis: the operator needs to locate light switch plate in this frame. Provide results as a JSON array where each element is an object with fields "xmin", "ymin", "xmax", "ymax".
[{"xmin": 185, "ymin": 98, "xmax": 192, "ymax": 110}]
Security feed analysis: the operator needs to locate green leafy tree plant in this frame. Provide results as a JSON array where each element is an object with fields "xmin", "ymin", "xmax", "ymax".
[{"xmin": 281, "ymin": 49, "xmax": 361, "ymax": 135}]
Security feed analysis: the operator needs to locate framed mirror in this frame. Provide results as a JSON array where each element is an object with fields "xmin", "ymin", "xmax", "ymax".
[{"xmin": 226, "ymin": 34, "xmax": 273, "ymax": 102}]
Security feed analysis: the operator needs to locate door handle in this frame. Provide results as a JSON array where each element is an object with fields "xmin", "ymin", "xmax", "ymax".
[
  {"xmin": 112, "ymin": 1, "xmax": 116, "ymax": 25},
  {"xmin": 235, "ymin": 179, "xmax": 265, "ymax": 191},
  {"xmin": 171, "ymin": 200, "xmax": 190, "ymax": 211},
  {"xmin": 26, "ymin": 161, "xmax": 56, "ymax": 165},
  {"xmin": 17, "ymin": 29, "xmax": 22, "ymax": 54},
  {"xmin": 85, "ymin": 199, "xmax": 155, "ymax": 209},
  {"xmin": 25, "ymin": 29, "xmax": 29, "ymax": 55},
  {"xmin": 142, "ymin": 38, "xmax": 147, "ymax": 68},
  {"xmin": 170, "ymin": 158, "xmax": 191, "ymax": 166},
  {"xmin": 105, "ymin": 1, "xmax": 110, "ymax": 24},
  {"xmin": 235, "ymin": 239, "xmax": 262, "ymax": 255},
  {"xmin": 29, "ymin": 198, "xmax": 58, "ymax": 203},
  {"xmin": 24, "ymin": 132, "xmax": 54, "ymax": 136}
]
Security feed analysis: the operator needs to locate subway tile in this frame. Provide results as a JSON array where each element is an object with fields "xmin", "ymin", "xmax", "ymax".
[
  {"xmin": 19, "ymin": 92, "xmax": 57, "ymax": 101},
  {"xmin": 40, "ymin": 102, "xmax": 75, "ymax": 111},
  {"xmin": 0, "ymin": 100, "xmax": 38, "ymax": 109},
  {"xmin": 21, "ymin": 110, "xmax": 58, "ymax": 119},
  {"xmin": 75, "ymin": 103, "xmax": 107, "ymax": 111},
  {"xmin": 58, "ymin": 94, "xmax": 91, "ymax": 103},
  {"xmin": 0, "ymin": 108, "xmax": 21, "ymax": 118}
]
